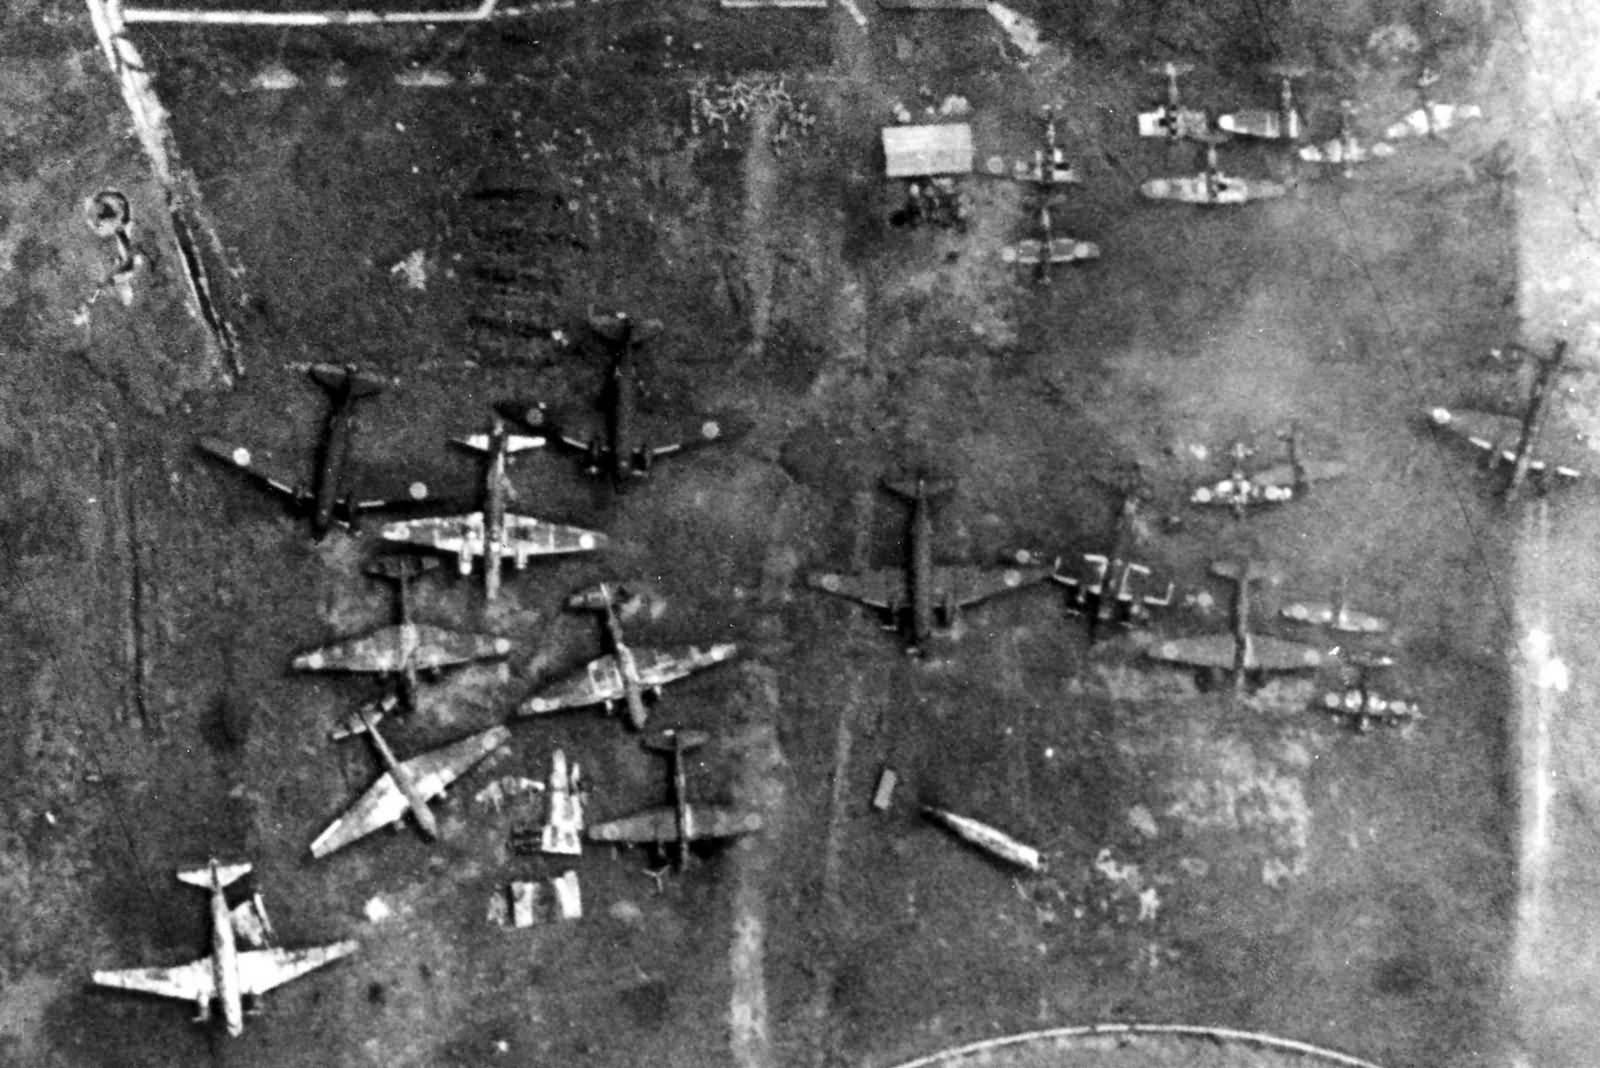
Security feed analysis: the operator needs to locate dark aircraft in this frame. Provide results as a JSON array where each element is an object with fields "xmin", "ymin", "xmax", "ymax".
[
  {"xmin": 807, "ymin": 475, "xmax": 1055, "ymax": 656},
  {"xmin": 291, "ymin": 556, "xmax": 513, "ymax": 711},
  {"xmin": 379, "ymin": 416, "xmax": 605, "ymax": 601},
  {"xmin": 1191, "ymin": 423, "xmax": 1347, "ymax": 517},
  {"xmin": 1000, "ymin": 105, "xmax": 1080, "ymax": 189},
  {"xmin": 1000, "ymin": 203, "xmax": 1100, "ymax": 283},
  {"xmin": 498, "ymin": 310, "xmax": 723, "ymax": 487},
  {"xmin": 1383, "ymin": 67, "xmax": 1482, "ymax": 141},
  {"xmin": 1428, "ymin": 339, "xmax": 1587, "ymax": 498},
  {"xmin": 1146, "ymin": 560, "xmax": 1327, "ymax": 690},
  {"xmin": 199, "ymin": 363, "xmax": 429, "ymax": 539},
  {"xmin": 1297, "ymin": 98, "xmax": 1396, "ymax": 176},
  {"xmin": 587, "ymin": 728, "xmax": 762, "ymax": 871}
]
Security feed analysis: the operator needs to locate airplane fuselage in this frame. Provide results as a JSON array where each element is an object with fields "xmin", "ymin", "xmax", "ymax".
[
  {"xmin": 668, "ymin": 742, "xmax": 692, "ymax": 869},
  {"xmin": 361, "ymin": 709, "xmax": 439, "ymax": 838},
  {"xmin": 482, "ymin": 428, "xmax": 510, "ymax": 601},
  {"xmin": 311, "ymin": 389, "xmax": 358, "ymax": 538},
  {"xmin": 907, "ymin": 485, "xmax": 936, "ymax": 651},
  {"xmin": 204, "ymin": 869, "xmax": 246, "ymax": 1036},
  {"xmin": 603, "ymin": 603, "xmax": 651, "ymax": 729},
  {"xmin": 605, "ymin": 346, "xmax": 638, "ymax": 483}
]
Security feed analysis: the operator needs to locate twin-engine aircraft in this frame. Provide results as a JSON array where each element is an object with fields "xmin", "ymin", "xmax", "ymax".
[
  {"xmin": 587, "ymin": 728, "xmax": 762, "ymax": 871},
  {"xmin": 311, "ymin": 698, "xmax": 511, "ymax": 858},
  {"xmin": 92, "ymin": 860, "xmax": 356, "ymax": 1036},
  {"xmin": 1141, "ymin": 131, "xmax": 1289, "ymax": 206},
  {"xmin": 806, "ymin": 475, "xmax": 1055, "ymax": 656},
  {"xmin": 518, "ymin": 581, "xmax": 737, "ymax": 729},
  {"xmin": 199, "ymin": 363, "xmax": 429, "ymax": 539},
  {"xmin": 1428, "ymin": 339, "xmax": 1586, "ymax": 497},
  {"xmin": 378, "ymin": 416, "xmax": 606, "ymax": 601},
  {"xmin": 291, "ymin": 556, "xmax": 513, "ymax": 710},
  {"xmin": 1146, "ymin": 560, "xmax": 1327, "ymax": 689},
  {"xmin": 498, "ymin": 310, "xmax": 724, "ymax": 488},
  {"xmin": 1190, "ymin": 424, "xmax": 1347, "ymax": 517}
]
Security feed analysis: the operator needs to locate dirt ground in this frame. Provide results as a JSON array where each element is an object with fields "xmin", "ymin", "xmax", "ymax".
[{"xmin": 0, "ymin": 1, "xmax": 1532, "ymax": 1067}]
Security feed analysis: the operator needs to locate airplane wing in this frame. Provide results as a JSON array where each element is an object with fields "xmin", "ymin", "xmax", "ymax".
[
  {"xmin": 930, "ymin": 562, "xmax": 1055, "ymax": 611},
  {"xmin": 1147, "ymin": 633, "xmax": 1237, "ymax": 670},
  {"xmin": 93, "ymin": 958, "xmax": 216, "ymax": 1003},
  {"xmin": 1252, "ymin": 459, "xmax": 1349, "ymax": 489},
  {"xmin": 380, "ymin": 513, "xmax": 485, "ymax": 558},
  {"xmin": 1136, "ymin": 107, "xmax": 1208, "ymax": 139},
  {"xmin": 807, "ymin": 569, "xmax": 902, "ymax": 612},
  {"xmin": 501, "ymin": 515, "xmax": 607, "ymax": 556},
  {"xmin": 630, "ymin": 643, "xmax": 740, "ymax": 687},
  {"xmin": 1012, "ymin": 160, "xmax": 1080, "ymax": 185},
  {"xmin": 630, "ymin": 415, "xmax": 725, "ymax": 463},
  {"xmin": 235, "ymin": 941, "xmax": 358, "ymax": 996},
  {"xmin": 197, "ymin": 437, "xmax": 311, "ymax": 508},
  {"xmin": 1429, "ymin": 407, "xmax": 1587, "ymax": 479},
  {"xmin": 311, "ymin": 774, "xmax": 412, "ymax": 857},
  {"xmin": 588, "ymin": 802, "xmax": 762, "ymax": 844},
  {"xmin": 1217, "ymin": 108, "xmax": 1302, "ymax": 140},
  {"xmin": 292, "ymin": 623, "xmax": 512, "ymax": 674},
  {"xmin": 397, "ymin": 725, "xmax": 512, "ymax": 799},
  {"xmin": 1140, "ymin": 174, "xmax": 1288, "ymax": 205},
  {"xmin": 1280, "ymin": 601, "xmax": 1390, "ymax": 634},
  {"xmin": 1297, "ymin": 137, "xmax": 1395, "ymax": 165},
  {"xmin": 1243, "ymin": 634, "xmax": 1328, "ymax": 671},
  {"xmin": 1191, "ymin": 476, "xmax": 1293, "ymax": 510},
  {"xmin": 1047, "ymin": 238, "xmax": 1100, "ymax": 264},
  {"xmin": 1385, "ymin": 102, "xmax": 1482, "ymax": 140}
]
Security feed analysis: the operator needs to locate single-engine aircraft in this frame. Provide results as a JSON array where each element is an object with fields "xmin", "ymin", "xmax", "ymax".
[
  {"xmin": 1428, "ymin": 339, "xmax": 1587, "ymax": 497},
  {"xmin": 1000, "ymin": 203, "xmax": 1100, "ymax": 283},
  {"xmin": 587, "ymin": 728, "xmax": 762, "ymax": 871},
  {"xmin": 291, "ymin": 556, "xmax": 513, "ymax": 710},
  {"xmin": 1140, "ymin": 132, "xmax": 1289, "ymax": 206},
  {"xmin": 1137, "ymin": 60, "xmax": 1209, "ymax": 141},
  {"xmin": 498, "ymin": 310, "xmax": 723, "ymax": 488},
  {"xmin": 311, "ymin": 699, "xmax": 510, "ymax": 857},
  {"xmin": 1216, "ymin": 62, "xmax": 1308, "ymax": 141},
  {"xmin": 1191, "ymin": 423, "xmax": 1347, "ymax": 517},
  {"xmin": 378, "ymin": 416, "xmax": 605, "ymax": 601},
  {"xmin": 1146, "ymin": 559, "xmax": 1328, "ymax": 690},
  {"xmin": 91, "ymin": 859, "xmax": 356, "ymax": 1036},
  {"xmin": 1003, "ymin": 105, "xmax": 1080, "ymax": 189},
  {"xmin": 1297, "ymin": 99, "xmax": 1396, "ymax": 176},
  {"xmin": 198, "ymin": 363, "xmax": 429, "ymax": 539},
  {"xmin": 518, "ymin": 581, "xmax": 736, "ymax": 729},
  {"xmin": 1383, "ymin": 67, "xmax": 1482, "ymax": 141},
  {"xmin": 806, "ymin": 474, "xmax": 1055, "ymax": 656}
]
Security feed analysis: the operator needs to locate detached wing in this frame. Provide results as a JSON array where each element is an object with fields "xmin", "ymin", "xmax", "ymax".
[
  {"xmin": 931, "ymin": 562, "xmax": 1054, "ymax": 611},
  {"xmin": 93, "ymin": 958, "xmax": 215, "ymax": 1003},
  {"xmin": 1385, "ymin": 103, "xmax": 1481, "ymax": 140},
  {"xmin": 235, "ymin": 941, "xmax": 358, "ymax": 996},
  {"xmin": 197, "ymin": 437, "xmax": 311, "ymax": 509},
  {"xmin": 807, "ymin": 568, "xmax": 901, "ymax": 612}
]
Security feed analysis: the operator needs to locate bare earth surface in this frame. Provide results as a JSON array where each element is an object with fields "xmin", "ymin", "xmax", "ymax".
[{"xmin": 0, "ymin": 2, "xmax": 1539, "ymax": 1067}]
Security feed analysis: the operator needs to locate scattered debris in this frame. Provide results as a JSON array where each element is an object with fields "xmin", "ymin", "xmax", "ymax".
[
  {"xmin": 985, "ymin": 2, "xmax": 1044, "ymax": 58},
  {"xmin": 488, "ymin": 871, "xmax": 582, "ymax": 927},
  {"xmin": 872, "ymin": 766, "xmax": 898, "ymax": 812},
  {"xmin": 688, "ymin": 75, "xmax": 817, "ymax": 152},
  {"xmin": 389, "ymin": 249, "xmax": 429, "ymax": 291},
  {"xmin": 1127, "ymin": 805, "xmax": 1159, "ymax": 839},
  {"xmin": 363, "ymin": 896, "xmax": 392, "ymax": 923},
  {"xmin": 473, "ymin": 775, "xmax": 544, "ymax": 813}
]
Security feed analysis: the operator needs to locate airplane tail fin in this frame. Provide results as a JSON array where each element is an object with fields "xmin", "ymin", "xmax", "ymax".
[
  {"xmin": 882, "ymin": 474, "xmax": 956, "ymax": 502},
  {"xmin": 644, "ymin": 728, "xmax": 710, "ymax": 758},
  {"xmin": 309, "ymin": 363, "xmax": 387, "ymax": 400},
  {"xmin": 178, "ymin": 859, "xmax": 252, "ymax": 891},
  {"xmin": 330, "ymin": 696, "xmax": 398, "ymax": 741}
]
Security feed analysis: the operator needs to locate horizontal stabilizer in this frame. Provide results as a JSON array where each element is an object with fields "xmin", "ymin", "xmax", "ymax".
[
  {"xmin": 644, "ymin": 728, "xmax": 710, "ymax": 756},
  {"xmin": 1209, "ymin": 559, "xmax": 1279, "ymax": 586},
  {"xmin": 453, "ymin": 430, "xmax": 547, "ymax": 455},
  {"xmin": 178, "ymin": 859, "xmax": 251, "ymax": 890},
  {"xmin": 330, "ymin": 696, "xmax": 398, "ymax": 741},
  {"xmin": 309, "ymin": 363, "xmax": 386, "ymax": 399},
  {"xmin": 364, "ymin": 555, "xmax": 441, "ymax": 584},
  {"xmin": 882, "ymin": 475, "xmax": 956, "ymax": 501}
]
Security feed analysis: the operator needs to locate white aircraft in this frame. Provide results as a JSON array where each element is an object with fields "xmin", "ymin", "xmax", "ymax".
[
  {"xmin": 378, "ymin": 416, "xmax": 606, "ymax": 601},
  {"xmin": 1137, "ymin": 60, "xmax": 1209, "ymax": 140},
  {"xmin": 518, "ymin": 581, "xmax": 737, "ymax": 730},
  {"xmin": 92, "ymin": 859, "xmax": 356, "ymax": 1037},
  {"xmin": 312, "ymin": 701, "xmax": 512, "ymax": 858},
  {"xmin": 1141, "ymin": 133, "xmax": 1289, "ymax": 206}
]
